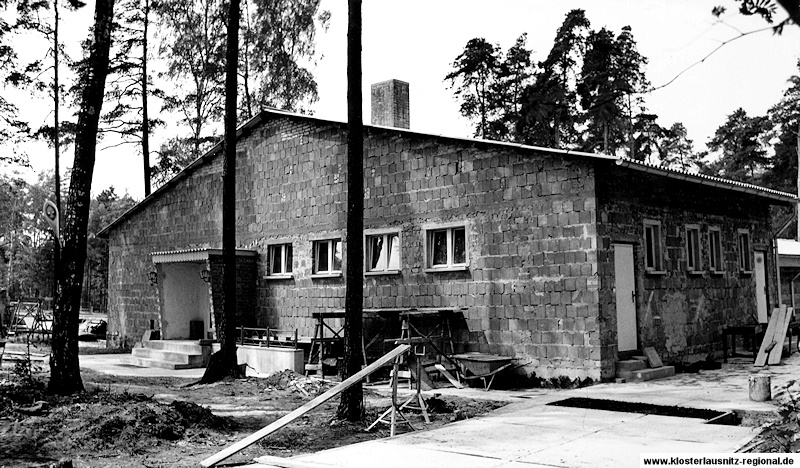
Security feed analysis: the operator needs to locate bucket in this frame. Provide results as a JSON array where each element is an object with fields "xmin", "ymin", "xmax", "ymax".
[{"xmin": 749, "ymin": 375, "xmax": 771, "ymax": 401}]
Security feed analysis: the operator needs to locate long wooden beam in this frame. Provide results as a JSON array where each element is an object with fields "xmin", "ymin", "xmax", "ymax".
[{"xmin": 201, "ymin": 344, "xmax": 410, "ymax": 467}]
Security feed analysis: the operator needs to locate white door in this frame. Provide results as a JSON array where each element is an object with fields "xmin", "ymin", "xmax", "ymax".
[
  {"xmin": 614, "ymin": 243, "xmax": 638, "ymax": 353},
  {"xmin": 754, "ymin": 251, "xmax": 768, "ymax": 323}
]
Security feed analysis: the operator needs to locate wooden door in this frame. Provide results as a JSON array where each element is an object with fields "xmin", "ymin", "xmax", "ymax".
[
  {"xmin": 614, "ymin": 243, "xmax": 638, "ymax": 353},
  {"xmin": 754, "ymin": 251, "xmax": 768, "ymax": 323}
]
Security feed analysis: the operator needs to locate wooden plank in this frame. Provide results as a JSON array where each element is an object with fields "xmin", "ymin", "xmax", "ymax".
[
  {"xmin": 755, "ymin": 307, "xmax": 782, "ymax": 367},
  {"xmin": 643, "ymin": 347, "xmax": 663, "ymax": 368},
  {"xmin": 451, "ymin": 353, "xmax": 513, "ymax": 363},
  {"xmin": 768, "ymin": 307, "xmax": 793, "ymax": 365},
  {"xmin": 434, "ymin": 363, "xmax": 464, "ymax": 389},
  {"xmin": 200, "ymin": 344, "xmax": 410, "ymax": 468}
]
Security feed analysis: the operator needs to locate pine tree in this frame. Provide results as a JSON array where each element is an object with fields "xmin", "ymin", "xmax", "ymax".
[
  {"xmin": 518, "ymin": 9, "xmax": 590, "ymax": 148},
  {"xmin": 704, "ymin": 108, "xmax": 770, "ymax": 183},
  {"xmin": 104, "ymin": 0, "xmax": 162, "ymax": 196},
  {"xmin": 578, "ymin": 26, "xmax": 649, "ymax": 155},
  {"xmin": 763, "ymin": 67, "xmax": 800, "ymax": 192},
  {"xmin": 445, "ymin": 38, "xmax": 501, "ymax": 139},
  {"xmin": 50, "ymin": 0, "xmax": 116, "ymax": 395},
  {"xmin": 491, "ymin": 33, "xmax": 534, "ymax": 142},
  {"xmin": 337, "ymin": 0, "xmax": 364, "ymax": 422}
]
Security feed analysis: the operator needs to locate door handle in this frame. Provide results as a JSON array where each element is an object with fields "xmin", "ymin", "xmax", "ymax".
[{"xmin": 631, "ymin": 291, "xmax": 636, "ymax": 302}]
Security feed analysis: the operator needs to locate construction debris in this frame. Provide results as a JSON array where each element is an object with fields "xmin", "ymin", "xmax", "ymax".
[{"xmin": 263, "ymin": 370, "xmax": 333, "ymax": 396}]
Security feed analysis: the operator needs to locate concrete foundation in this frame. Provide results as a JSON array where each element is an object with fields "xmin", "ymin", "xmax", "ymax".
[{"xmin": 237, "ymin": 345, "xmax": 304, "ymax": 375}]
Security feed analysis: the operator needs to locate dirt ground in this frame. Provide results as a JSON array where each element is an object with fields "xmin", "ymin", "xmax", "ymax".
[{"xmin": 0, "ymin": 344, "xmax": 507, "ymax": 468}]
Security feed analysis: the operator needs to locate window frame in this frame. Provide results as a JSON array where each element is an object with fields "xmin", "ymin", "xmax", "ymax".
[
  {"xmin": 643, "ymin": 219, "xmax": 665, "ymax": 274},
  {"xmin": 708, "ymin": 227, "xmax": 723, "ymax": 274},
  {"xmin": 312, "ymin": 238, "xmax": 343, "ymax": 278},
  {"xmin": 423, "ymin": 222, "xmax": 468, "ymax": 273},
  {"xmin": 737, "ymin": 229, "xmax": 753, "ymax": 274},
  {"xmin": 266, "ymin": 242, "xmax": 294, "ymax": 279},
  {"xmin": 364, "ymin": 229, "xmax": 402, "ymax": 276},
  {"xmin": 685, "ymin": 224, "xmax": 702, "ymax": 273}
]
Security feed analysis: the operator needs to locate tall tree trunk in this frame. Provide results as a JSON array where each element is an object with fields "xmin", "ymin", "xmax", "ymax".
[
  {"xmin": 142, "ymin": 0, "xmax": 151, "ymax": 197},
  {"xmin": 337, "ymin": 0, "xmax": 364, "ymax": 422},
  {"xmin": 199, "ymin": 0, "xmax": 241, "ymax": 383},
  {"xmin": 53, "ymin": 0, "xmax": 61, "ymax": 306},
  {"xmin": 242, "ymin": 0, "xmax": 253, "ymax": 119},
  {"xmin": 49, "ymin": 0, "xmax": 116, "ymax": 395}
]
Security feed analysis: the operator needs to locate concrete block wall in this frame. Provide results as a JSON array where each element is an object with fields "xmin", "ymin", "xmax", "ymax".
[
  {"xmin": 594, "ymin": 162, "xmax": 777, "ymax": 376},
  {"xmin": 234, "ymin": 116, "xmax": 601, "ymax": 380},
  {"xmin": 107, "ymin": 156, "xmax": 225, "ymax": 347},
  {"xmin": 106, "ymin": 113, "xmax": 602, "ymax": 379},
  {"xmin": 208, "ymin": 254, "xmax": 258, "ymax": 329}
]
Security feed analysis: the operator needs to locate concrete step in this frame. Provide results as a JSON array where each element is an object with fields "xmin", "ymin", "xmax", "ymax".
[
  {"xmin": 618, "ymin": 366, "xmax": 676, "ymax": 383},
  {"xmin": 616, "ymin": 359, "xmax": 647, "ymax": 373},
  {"xmin": 131, "ymin": 347, "xmax": 205, "ymax": 366},
  {"xmin": 142, "ymin": 340, "xmax": 205, "ymax": 354},
  {"xmin": 128, "ymin": 356, "xmax": 201, "ymax": 370}
]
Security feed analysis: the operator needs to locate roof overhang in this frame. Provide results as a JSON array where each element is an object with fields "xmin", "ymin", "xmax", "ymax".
[
  {"xmin": 152, "ymin": 247, "xmax": 258, "ymax": 264},
  {"xmin": 778, "ymin": 239, "xmax": 800, "ymax": 269},
  {"xmin": 615, "ymin": 158, "xmax": 798, "ymax": 205}
]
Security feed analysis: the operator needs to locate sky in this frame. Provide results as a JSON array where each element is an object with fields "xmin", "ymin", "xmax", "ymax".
[{"xmin": 6, "ymin": 0, "xmax": 800, "ymax": 200}]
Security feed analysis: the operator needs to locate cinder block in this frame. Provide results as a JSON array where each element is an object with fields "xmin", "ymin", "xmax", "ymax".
[{"xmin": 618, "ymin": 366, "xmax": 676, "ymax": 383}]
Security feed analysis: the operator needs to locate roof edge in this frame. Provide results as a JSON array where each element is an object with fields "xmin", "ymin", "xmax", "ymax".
[
  {"xmin": 97, "ymin": 113, "xmax": 266, "ymax": 238},
  {"xmin": 615, "ymin": 157, "xmax": 798, "ymax": 204}
]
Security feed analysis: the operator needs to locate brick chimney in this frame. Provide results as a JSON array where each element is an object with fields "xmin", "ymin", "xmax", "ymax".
[{"xmin": 370, "ymin": 79, "xmax": 410, "ymax": 129}]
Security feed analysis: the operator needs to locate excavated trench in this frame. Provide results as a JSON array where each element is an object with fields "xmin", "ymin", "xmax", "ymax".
[{"xmin": 547, "ymin": 397, "xmax": 740, "ymax": 425}]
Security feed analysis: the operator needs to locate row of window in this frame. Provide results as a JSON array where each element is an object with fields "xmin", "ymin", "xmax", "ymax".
[
  {"xmin": 266, "ymin": 225, "xmax": 468, "ymax": 277},
  {"xmin": 643, "ymin": 220, "xmax": 752, "ymax": 274}
]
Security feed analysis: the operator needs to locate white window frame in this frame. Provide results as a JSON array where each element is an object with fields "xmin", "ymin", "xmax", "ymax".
[
  {"xmin": 738, "ymin": 229, "xmax": 752, "ymax": 273},
  {"xmin": 708, "ymin": 227, "xmax": 723, "ymax": 274},
  {"xmin": 685, "ymin": 224, "xmax": 702, "ymax": 273},
  {"xmin": 424, "ymin": 222, "xmax": 468, "ymax": 272},
  {"xmin": 312, "ymin": 238, "xmax": 342, "ymax": 278},
  {"xmin": 364, "ymin": 229, "xmax": 402, "ymax": 276},
  {"xmin": 643, "ymin": 219, "xmax": 664, "ymax": 274},
  {"xmin": 266, "ymin": 243, "xmax": 293, "ymax": 278}
]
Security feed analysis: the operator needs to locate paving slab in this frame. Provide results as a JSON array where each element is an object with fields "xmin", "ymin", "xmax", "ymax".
[
  {"xmin": 244, "ymin": 354, "xmax": 800, "ymax": 468},
  {"xmin": 389, "ymin": 417, "xmax": 585, "ymax": 459},
  {"xmin": 522, "ymin": 432, "xmax": 734, "ymax": 468}
]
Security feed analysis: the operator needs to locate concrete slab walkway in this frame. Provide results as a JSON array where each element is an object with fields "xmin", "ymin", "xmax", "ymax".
[
  {"xmin": 243, "ymin": 354, "xmax": 800, "ymax": 468},
  {"xmin": 73, "ymin": 348, "xmax": 800, "ymax": 467}
]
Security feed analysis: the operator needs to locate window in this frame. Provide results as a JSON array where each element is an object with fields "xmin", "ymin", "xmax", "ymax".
[
  {"xmin": 267, "ymin": 243, "xmax": 293, "ymax": 277},
  {"xmin": 738, "ymin": 230, "xmax": 752, "ymax": 273},
  {"xmin": 366, "ymin": 232, "xmax": 401, "ymax": 274},
  {"xmin": 643, "ymin": 220, "xmax": 664, "ymax": 272},
  {"xmin": 425, "ymin": 225, "xmax": 467, "ymax": 271},
  {"xmin": 685, "ymin": 225, "xmax": 701, "ymax": 272},
  {"xmin": 313, "ymin": 239, "xmax": 342, "ymax": 276},
  {"xmin": 708, "ymin": 227, "xmax": 723, "ymax": 273}
]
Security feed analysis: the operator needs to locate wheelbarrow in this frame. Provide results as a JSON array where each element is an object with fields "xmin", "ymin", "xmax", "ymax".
[{"xmin": 451, "ymin": 352, "xmax": 513, "ymax": 391}]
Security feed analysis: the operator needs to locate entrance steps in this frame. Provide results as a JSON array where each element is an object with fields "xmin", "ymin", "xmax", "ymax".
[
  {"xmin": 130, "ymin": 340, "xmax": 209, "ymax": 370},
  {"xmin": 616, "ymin": 356, "xmax": 675, "ymax": 383}
]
